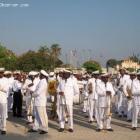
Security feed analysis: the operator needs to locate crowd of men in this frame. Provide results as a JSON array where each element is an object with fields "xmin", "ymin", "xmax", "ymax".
[{"xmin": 0, "ymin": 67, "xmax": 140, "ymax": 135}]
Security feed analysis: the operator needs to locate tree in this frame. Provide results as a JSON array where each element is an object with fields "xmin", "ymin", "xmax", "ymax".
[
  {"xmin": 50, "ymin": 44, "xmax": 61, "ymax": 70},
  {"xmin": 83, "ymin": 60, "xmax": 101, "ymax": 73},
  {"xmin": 38, "ymin": 44, "xmax": 62, "ymax": 70},
  {"xmin": 16, "ymin": 50, "xmax": 50, "ymax": 72},
  {"xmin": 16, "ymin": 45, "xmax": 63, "ymax": 72},
  {"xmin": 106, "ymin": 59, "xmax": 118, "ymax": 68},
  {"xmin": 0, "ymin": 43, "xmax": 63, "ymax": 71},
  {"xmin": 0, "ymin": 43, "xmax": 17, "ymax": 70}
]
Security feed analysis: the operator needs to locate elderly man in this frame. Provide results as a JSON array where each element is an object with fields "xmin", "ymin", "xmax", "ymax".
[
  {"xmin": 28, "ymin": 70, "xmax": 48, "ymax": 134},
  {"xmin": 96, "ymin": 73, "xmax": 115, "ymax": 132},
  {"xmin": 57, "ymin": 69, "xmax": 79, "ymax": 132},
  {"xmin": 131, "ymin": 72, "xmax": 140, "ymax": 130}
]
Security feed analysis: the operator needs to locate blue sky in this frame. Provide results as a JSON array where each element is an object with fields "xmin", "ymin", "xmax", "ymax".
[{"xmin": 0, "ymin": 0, "xmax": 140, "ymax": 66}]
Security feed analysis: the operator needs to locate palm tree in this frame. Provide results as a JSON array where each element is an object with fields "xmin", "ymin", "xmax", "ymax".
[{"xmin": 50, "ymin": 44, "xmax": 61, "ymax": 70}]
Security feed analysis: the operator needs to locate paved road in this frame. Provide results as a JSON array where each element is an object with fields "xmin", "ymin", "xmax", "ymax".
[{"xmin": 0, "ymin": 105, "xmax": 140, "ymax": 140}]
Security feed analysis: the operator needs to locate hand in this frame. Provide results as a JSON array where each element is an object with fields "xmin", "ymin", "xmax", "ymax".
[
  {"xmin": 127, "ymin": 96, "xmax": 132, "ymax": 100},
  {"xmin": 79, "ymin": 88, "xmax": 83, "ymax": 94},
  {"xmin": 106, "ymin": 91, "xmax": 111, "ymax": 96},
  {"xmin": 28, "ymin": 83, "xmax": 34, "ymax": 87},
  {"xmin": 119, "ymin": 87, "xmax": 123, "ymax": 91},
  {"xmin": 59, "ymin": 92, "xmax": 64, "ymax": 96}
]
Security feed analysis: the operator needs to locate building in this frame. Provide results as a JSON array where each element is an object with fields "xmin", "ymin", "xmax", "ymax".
[{"xmin": 116, "ymin": 59, "xmax": 140, "ymax": 71}]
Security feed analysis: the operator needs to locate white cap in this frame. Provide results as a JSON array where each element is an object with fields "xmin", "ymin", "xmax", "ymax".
[
  {"xmin": 0, "ymin": 68, "xmax": 5, "ymax": 72},
  {"xmin": 40, "ymin": 70, "xmax": 48, "ymax": 77},
  {"xmin": 49, "ymin": 72, "xmax": 55, "ymax": 76},
  {"xmin": 101, "ymin": 73, "xmax": 109, "ymax": 77},
  {"xmin": 4, "ymin": 71, "xmax": 12, "ymax": 75},
  {"xmin": 119, "ymin": 68, "xmax": 126, "ymax": 71},
  {"xmin": 92, "ymin": 70, "xmax": 100, "ymax": 74},
  {"xmin": 13, "ymin": 70, "xmax": 21, "ymax": 74},
  {"xmin": 83, "ymin": 75, "xmax": 86, "ymax": 78},
  {"xmin": 29, "ymin": 71, "xmax": 38, "ymax": 76},
  {"xmin": 64, "ymin": 69, "xmax": 71, "ymax": 73},
  {"xmin": 129, "ymin": 71, "xmax": 137, "ymax": 75}
]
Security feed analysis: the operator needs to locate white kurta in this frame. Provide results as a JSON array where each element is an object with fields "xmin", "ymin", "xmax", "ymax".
[
  {"xmin": 0, "ymin": 77, "xmax": 9, "ymax": 131},
  {"xmin": 131, "ymin": 78, "xmax": 140, "ymax": 127},
  {"xmin": 96, "ymin": 80, "xmax": 115, "ymax": 129},
  {"xmin": 57, "ymin": 77, "xmax": 79, "ymax": 129},
  {"xmin": 33, "ymin": 78, "xmax": 48, "ymax": 107},
  {"xmin": 57, "ymin": 77, "xmax": 79, "ymax": 106},
  {"xmin": 32, "ymin": 78, "xmax": 48, "ymax": 132}
]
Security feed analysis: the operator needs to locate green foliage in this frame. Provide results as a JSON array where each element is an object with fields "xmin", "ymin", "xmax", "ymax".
[
  {"xmin": 0, "ymin": 43, "xmax": 63, "ymax": 71},
  {"xmin": 106, "ymin": 59, "xmax": 118, "ymax": 68},
  {"xmin": 83, "ymin": 60, "xmax": 101, "ymax": 73},
  {"xmin": 38, "ymin": 44, "xmax": 62, "ymax": 70},
  {"xmin": 0, "ymin": 43, "xmax": 17, "ymax": 70}
]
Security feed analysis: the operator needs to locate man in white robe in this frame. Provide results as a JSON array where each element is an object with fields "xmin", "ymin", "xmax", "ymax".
[
  {"xmin": 28, "ymin": 70, "xmax": 48, "ymax": 134},
  {"xmin": 131, "ymin": 72, "xmax": 140, "ymax": 130},
  {"xmin": 0, "ymin": 69, "xmax": 9, "ymax": 135},
  {"xmin": 96, "ymin": 73, "xmax": 115, "ymax": 132},
  {"xmin": 57, "ymin": 70, "xmax": 79, "ymax": 132}
]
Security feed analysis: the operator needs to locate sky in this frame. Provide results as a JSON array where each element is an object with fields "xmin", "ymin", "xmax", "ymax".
[{"xmin": 0, "ymin": 0, "xmax": 140, "ymax": 66}]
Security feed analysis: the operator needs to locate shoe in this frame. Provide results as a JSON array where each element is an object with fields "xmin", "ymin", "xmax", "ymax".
[
  {"xmin": 115, "ymin": 111, "xmax": 118, "ymax": 114},
  {"xmin": 17, "ymin": 115, "xmax": 24, "ymax": 118},
  {"xmin": 123, "ymin": 115, "xmax": 127, "ymax": 118},
  {"xmin": 59, "ymin": 128, "xmax": 64, "ymax": 132},
  {"xmin": 88, "ymin": 121, "xmax": 93, "ymax": 124},
  {"xmin": 118, "ymin": 115, "xmax": 122, "ymax": 118},
  {"xmin": 68, "ymin": 129, "xmax": 73, "ymax": 133},
  {"xmin": 127, "ymin": 120, "xmax": 132, "ymax": 122},
  {"xmin": 107, "ymin": 128, "xmax": 114, "ymax": 132},
  {"xmin": 28, "ymin": 129, "xmax": 38, "ymax": 133},
  {"xmin": 13, "ymin": 114, "xmax": 17, "ymax": 117},
  {"xmin": 85, "ymin": 115, "xmax": 89, "ymax": 118},
  {"xmin": 65, "ymin": 121, "xmax": 68, "ymax": 124},
  {"xmin": 26, "ymin": 122, "xmax": 33, "ymax": 125},
  {"xmin": 132, "ymin": 127, "xmax": 136, "ymax": 130},
  {"xmin": 1, "ymin": 131, "xmax": 6, "ymax": 135},
  {"xmin": 96, "ymin": 129, "xmax": 101, "ymax": 132},
  {"xmin": 39, "ymin": 131, "xmax": 48, "ymax": 134}
]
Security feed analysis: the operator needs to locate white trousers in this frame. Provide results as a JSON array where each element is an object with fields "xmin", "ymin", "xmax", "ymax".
[
  {"xmin": 58, "ymin": 104, "xmax": 73, "ymax": 129},
  {"xmin": 8, "ymin": 95, "xmax": 13, "ymax": 110},
  {"xmin": 33, "ymin": 106, "xmax": 48, "ymax": 132},
  {"xmin": 132, "ymin": 103, "xmax": 140, "ymax": 128},
  {"xmin": 127, "ymin": 100, "xmax": 132, "ymax": 120},
  {"xmin": 83, "ymin": 98, "xmax": 88, "ymax": 113},
  {"xmin": 96, "ymin": 107, "xmax": 111, "ymax": 129},
  {"xmin": 117, "ymin": 91, "xmax": 127, "ymax": 115},
  {"xmin": 0, "ymin": 103, "xmax": 7, "ymax": 131},
  {"xmin": 88, "ymin": 99, "xmax": 95, "ymax": 121},
  {"xmin": 26, "ymin": 97, "xmax": 34, "ymax": 122}
]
